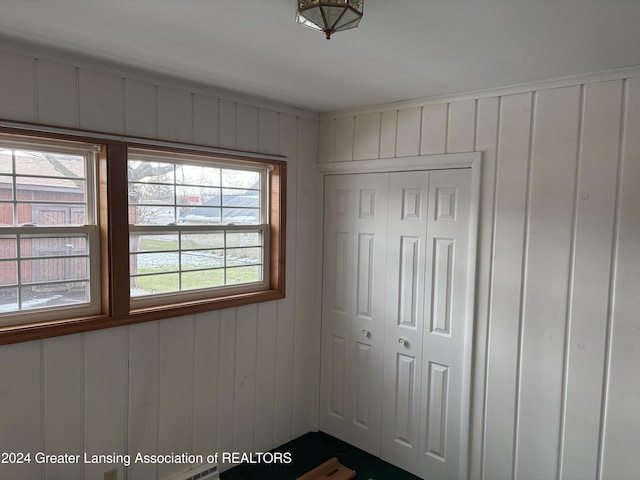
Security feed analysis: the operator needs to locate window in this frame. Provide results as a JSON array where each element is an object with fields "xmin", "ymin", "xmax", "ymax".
[
  {"xmin": 0, "ymin": 135, "xmax": 101, "ymax": 325},
  {"xmin": 128, "ymin": 149, "xmax": 270, "ymax": 307},
  {"xmin": 0, "ymin": 126, "xmax": 286, "ymax": 344}
]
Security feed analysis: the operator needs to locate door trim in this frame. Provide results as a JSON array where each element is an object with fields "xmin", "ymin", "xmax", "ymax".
[{"xmin": 318, "ymin": 151, "xmax": 481, "ymax": 479}]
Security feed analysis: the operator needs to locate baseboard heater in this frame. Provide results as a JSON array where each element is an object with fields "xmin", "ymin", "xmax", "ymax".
[{"xmin": 166, "ymin": 463, "xmax": 219, "ymax": 480}]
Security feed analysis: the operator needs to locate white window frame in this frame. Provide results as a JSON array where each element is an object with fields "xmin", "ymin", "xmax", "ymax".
[
  {"xmin": 0, "ymin": 135, "xmax": 101, "ymax": 326},
  {"xmin": 127, "ymin": 149, "xmax": 271, "ymax": 309}
]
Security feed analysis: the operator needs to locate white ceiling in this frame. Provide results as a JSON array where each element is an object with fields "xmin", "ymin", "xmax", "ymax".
[{"xmin": 0, "ymin": 0, "xmax": 639, "ymax": 113}]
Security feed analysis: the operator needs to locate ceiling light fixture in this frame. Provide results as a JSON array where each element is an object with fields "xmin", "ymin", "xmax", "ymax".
[{"xmin": 296, "ymin": 0, "xmax": 364, "ymax": 39}]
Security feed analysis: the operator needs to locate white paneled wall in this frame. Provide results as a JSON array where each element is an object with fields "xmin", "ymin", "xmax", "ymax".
[
  {"xmin": 319, "ymin": 73, "xmax": 640, "ymax": 480},
  {"xmin": 0, "ymin": 43, "xmax": 320, "ymax": 480}
]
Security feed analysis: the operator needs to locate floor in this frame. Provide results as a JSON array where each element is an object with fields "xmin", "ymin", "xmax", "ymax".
[{"xmin": 220, "ymin": 431, "xmax": 422, "ymax": 480}]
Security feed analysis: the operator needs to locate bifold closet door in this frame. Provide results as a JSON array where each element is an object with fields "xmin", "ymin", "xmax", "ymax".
[
  {"xmin": 319, "ymin": 173, "xmax": 389, "ymax": 456},
  {"xmin": 417, "ymin": 168, "xmax": 472, "ymax": 479},
  {"xmin": 380, "ymin": 170, "xmax": 431, "ymax": 472}
]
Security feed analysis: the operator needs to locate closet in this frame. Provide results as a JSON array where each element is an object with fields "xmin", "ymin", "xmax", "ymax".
[{"xmin": 319, "ymin": 166, "xmax": 474, "ymax": 479}]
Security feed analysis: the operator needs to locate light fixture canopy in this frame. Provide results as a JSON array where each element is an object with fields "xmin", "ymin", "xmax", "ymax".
[{"xmin": 296, "ymin": 0, "xmax": 364, "ymax": 39}]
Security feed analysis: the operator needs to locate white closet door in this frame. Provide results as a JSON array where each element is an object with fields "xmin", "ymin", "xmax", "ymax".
[
  {"xmin": 320, "ymin": 173, "xmax": 389, "ymax": 455},
  {"xmin": 419, "ymin": 168, "xmax": 472, "ymax": 479},
  {"xmin": 320, "ymin": 174, "xmax": 355, "ymax": 442},
  {"xmin": 381, "ymin": 170, "xmax": 431, "ymax": 474}
]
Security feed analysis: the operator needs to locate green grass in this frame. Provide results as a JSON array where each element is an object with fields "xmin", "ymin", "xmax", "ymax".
[{"xmin": 133, "ymin": 266, "xmax": 260, "ymax": 294}]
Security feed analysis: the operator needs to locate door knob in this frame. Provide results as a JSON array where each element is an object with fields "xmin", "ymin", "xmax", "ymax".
[
  {"xmin": 362, "ymin": 329, "xmax": 370, "ymax": 338},
  {"xmin": 398, "ymin": 338, "xmax": 407, "ymax": 346}
]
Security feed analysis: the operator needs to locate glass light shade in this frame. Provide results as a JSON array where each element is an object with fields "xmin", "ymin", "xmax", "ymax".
[{"xmin": 296, "ymin": 0, "xmax": 364, "ymax": 39}]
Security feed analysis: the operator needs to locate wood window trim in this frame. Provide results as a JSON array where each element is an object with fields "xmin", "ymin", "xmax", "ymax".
[{"xmin": 0, "ymin": 121, "xmax": 286, "ymax": 345}]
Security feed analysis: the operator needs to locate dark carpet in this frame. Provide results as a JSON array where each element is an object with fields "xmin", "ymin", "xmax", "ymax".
[{"xmin": 220, "ymin": 431, "xmax": 422, "ymax": 480}]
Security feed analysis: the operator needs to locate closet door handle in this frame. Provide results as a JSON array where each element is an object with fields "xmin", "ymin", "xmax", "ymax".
[
  {"xmin": 362, "ymin": 329, "xmax": 370, "ymax": 338},
  {"xmin": 398, "ymin": 338, "xmax": 407, "ymax": 346}
]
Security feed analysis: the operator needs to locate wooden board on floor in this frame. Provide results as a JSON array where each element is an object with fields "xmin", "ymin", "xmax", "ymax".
[{"xmin": 297, "ymin": 457, "xmax": 356, "ymax": 480}]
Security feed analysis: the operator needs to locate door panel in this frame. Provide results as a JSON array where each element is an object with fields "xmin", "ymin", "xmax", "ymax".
[
  {"xmin": 419, "ymin": 168, "xmax": 471, "ymax": 479},
  {"xmin": 320, "ymin": 173, "xmax": 388, "ymax": 455},
  {"xmin": 381, "ymin": 171, "xmax": 430, "ymax": 473}
]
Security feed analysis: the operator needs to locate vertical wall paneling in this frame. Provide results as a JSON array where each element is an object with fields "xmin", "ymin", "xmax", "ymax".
[
  {"xmin": 420, "ymin": 104, "xmax": 447, "ymax": 155},
  {"xmin": 560, "ymin": 80, "xmax": 623, "ymax": 480},
  {"xmin": 217, "ymin": 308, "xmax": 237, "ymax": 471},
  {"xmin": 237, "ymin": 104, "xmax": 259, "ymax": 153},
  {"xmin": 516, "ymin": 86, "xmax": 581, "ymax": 480},
  {"xmin": 258, "ymin": 108, "xmax": 280, "ymax": 155},
  {"xmin": 293, "ymin": 116, "xmax": 321, "ymax": 436},
  {"xmin": 78, "ymin": 69, "xmax": 124, "ymax": 133},
  {"xmin": 396, "ymin": 107, "xmax": 421, "ymax": 157},
  {"xmin": 0, "ymin": 51, "xmax": 35, "ymax": 122},
  {"xmin": 128, "ymin": 322, "xmax": 160, "ymax": 480},
  {"xmin": 157, "ymin": 86, "xmax": 193, "ymax": 143},
  {"xmin": 380, "ymin": 110, "xmax": 398, "ymax": 159},
  {"xmin": 0, "ymin": 342, "xmax": 42, "ymax": 479},
  {"xmin": 0, "ymin": 43, "xmax": 320, "ymax": 480},
  {"xmin": 84, "ymin": 327, "xmax": 128, "ymax": 480},
  {"xmin": 318, "ymin": 117, "xmax": 335, "ymax": 163},
  {"xmin": 37, "ymin": 60, "xmax": 78, "ymax": 127},
  {"xmin": 193, "ymin": 95, "xmax": 220, "ymax": 146},
  {"xmin": 601, "ymin": 77, "xmax": 640, "ymax": 479},
  {"xmin": 219, "ymin": 99, "xmax": 237, "ymax": 149},
  {"xmin": 193, "ymin": 311, "xmax": 220, "ymax": 458},
  {"xmin": 124, "ymin": 79, "xmax": 157, "ymax": 138},
  {"xmin": 317, "ymin": 73, "xmax": 640, "ymax": 480},
  {"xmin": 274, "ymin": 113, "xmax": 298, "ymax": 446},
  {"xmin": 43, "ymin": 335, "xmax": 84, "ymax": 480},
  {"xmin": 233, "ymin": 304, "xmax": 258, "ymax": 454},
  {"xmin": 254, "ymin": 301, "xmax": 278, "ymax": 452},
  {"xmin": 447, "ymin": 100, "xmax": 477, "ymax": 153},
  {"xmin": 469, "ymin": 95, "xmax": 499, "ymax": 480},
  {"xmin": 353, "ymin": 113, "xmax": 381, "ymax": 160},
  {"xmin": 158, "ymin": 316, "xmax": 195, "ymax": 479},
  {"xmin": 334, "ymin": 116, "xmax": 355, "ymax": 162},
  {"xmin": 482, "ymin": 92, "xmax": 532, "ymax": 480}
]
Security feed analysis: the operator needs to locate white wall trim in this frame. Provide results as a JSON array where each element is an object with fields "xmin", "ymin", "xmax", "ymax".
[
  {"xmin": 321, "ymin": 66, "xmax": 640, "ymax": 119},
  {"xmin": 318, "ymin": 152, "xmax": 480, "ymax": 174}
]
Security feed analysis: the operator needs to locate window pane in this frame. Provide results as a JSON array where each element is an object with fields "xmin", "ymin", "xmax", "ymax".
[
  {"xmin": 20, "ymin": 236, "xmax": 87, "ymax": 258},
  {"xmin": 129, "ymin": 183, "xmax": 175, "ymax": 205},
  {"xmin": 182, "ymin": 269, "xmax": 225, "ymax": 290},
  {"xmin": 130, "ymin": 252, "xmax": 179, "ymax": 275},
  {"xmin": 21, "ymin": 258, "xmax": 89, "ymax": 283},
  {"xmin": 129, "ymin": 205, "xmax": 176, "ymax": 225},
  {"xmin": 18, "ymin": 204, "xmax": 86, "ymax": 226},
  {"xmin": 0, "ymin": 260, "xmax": 17, "ymax": 285},
  {"xmin": 0, "ymin": 287, "xmax": 18, "ymax": 312},
  {"xmin": 14, "ymin": 150, "xmax": 85, "ymax": 177},
  {"xmin": 179, "ymin": 206, "xmax": 221, "ymax": 224},
  {"xmin": 131, "ymin": 273, "xmax": 179, "ymax": 296},
  {"xmin": 227, "ymin": 265, "xmax": 261, "ymax": 284},
  {"xmin": 130, "ymin": 234, "xmax": 179, "ymax": 253},
  {"xmin": 128, "ymin": 161, "xmax": 174, "ymax": 183},
  {"xmin": 181, "ymin": 232, "xmax": 224, "ymax": 249},
  {"xmin": 222, "ymin": 207, "xmax": 260, "ymax": 224},
  {"xmin": 222, "ymin": 169, "xmax": 259, "ymax": 188},
  {"xmin": 227, "ymin": 231, "xmax": 261, "ymax": 248},
  {"xmin": 0, "ymin": 237, "xmax": 17, "ymax": 257},
  {"xmin": 0, "ymin": 149, "xmax": 12, "ymax": 174},
  {"xmin": 176, "ymin": 185, "xmax": 220, "ymax": 206},
  {"xmin": 181, "ymin": 249, "xmax": 225, "ymax": 270},
  {"xmin": 20, "ymin": 281, "xmax": 90, "ymax": 310},
  {"xmin": 226, "ymin": 247, "xmax": 262, "ymax": 267},
  {"xmin": 0, "ymin": 175, "xmax": 12, "ymax": 199},
  {"xmin": 176, "ymin": 164, "xmax": 221, "ymax": 186},
  {"xmin": 222, "ymin": 188, "xmax": 260, "ymax": 208}
]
